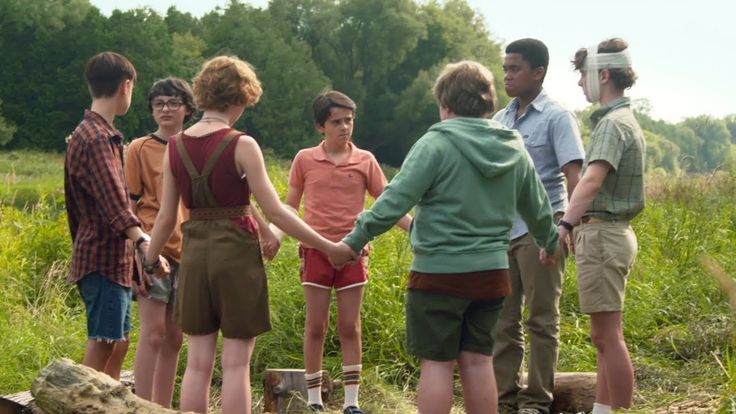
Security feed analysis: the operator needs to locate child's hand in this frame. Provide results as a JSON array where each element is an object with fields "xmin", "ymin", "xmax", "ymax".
[
  {"xmin": 328, "ymin": 242, "xmax": 358, "ymax": 269},
  {"xmin": 260, "ymin": 230, "xmax": 281, "ymax": 261},
  {"xmin": 143, "ymin": 254, "xmax": 171, "ymax": 278},
  {"xmin": 134, "ymin": 251, "xmax": 151, "ymax": 298}
]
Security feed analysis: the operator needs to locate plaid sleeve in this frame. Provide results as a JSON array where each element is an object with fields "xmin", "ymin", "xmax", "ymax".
[
  {"xmin": 586, "ymin": 118, "xmax": 625, "ymax": 172},
  {"xmin": 83, "ymin": 137, "xmax": 140, "ymax": 235}
]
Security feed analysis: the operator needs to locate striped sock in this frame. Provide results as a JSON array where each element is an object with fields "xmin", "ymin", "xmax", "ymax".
[
  {"xmin": 305, "ymin": 371, "xmax": 323, "ymax": 407},
  {"xmin": 342, "ymin": 364, "xmax": 362, "ymax": 409}
]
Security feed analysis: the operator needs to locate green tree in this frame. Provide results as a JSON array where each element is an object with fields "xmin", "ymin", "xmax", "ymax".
[
  {"xmin": 724, "ymin": 114, "xmax": 736, "ymax": 144},
  {"xmin": 372, "ymin": 0, "xmax": 505, "ymax": 164},
  {"xmin": 0, "ymin": 0, "xmax": 105, "ymax": 149},
  {"xmin": 682, "ymin": 116, "xmax": 732, "ymax": 171},
  {"xmin": 0, "ymin": 100, "xmax": 18, "ymax": 148},
  {"xmin": 201, "ymin": 1, "xmax": 330, "ymax": 157},
  {"xmin": 635, "ymin": 111, "xmax": 701, "ymax": 172},
  {"xmin": 644, "ymin": 130, "xmax": 680, "ymax": 175}
]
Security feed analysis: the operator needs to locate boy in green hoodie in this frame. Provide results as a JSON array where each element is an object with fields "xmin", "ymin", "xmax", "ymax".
[{"xmin": 333, "ymin": 61, "xmax": 560, "ymax": 413}]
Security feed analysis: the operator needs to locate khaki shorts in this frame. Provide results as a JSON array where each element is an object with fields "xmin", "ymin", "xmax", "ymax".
[{"xmin": 574, "ymin": 221, "xmax": 638, "ymax": 314}]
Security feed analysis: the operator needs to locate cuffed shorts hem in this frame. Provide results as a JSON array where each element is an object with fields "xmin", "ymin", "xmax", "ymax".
[{"xmin": 78, "ymin": 272, "xmax": 132, "ymax": 342}]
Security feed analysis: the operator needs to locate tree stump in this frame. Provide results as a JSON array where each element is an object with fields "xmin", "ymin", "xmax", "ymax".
[
  {"xmin": 518, "ymin": 372, "xmax": 596, "ymax": 413},
  {"xmin": 263, "ymin": 369, "xmax": 334, "ymax": 413},
  {"xmin": 30, "ymin": 358, "xmax": 194, "ymax": 414}
]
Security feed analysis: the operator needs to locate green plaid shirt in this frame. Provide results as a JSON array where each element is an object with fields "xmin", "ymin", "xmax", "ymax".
[{"xmin": 584, "ymin": 98, "xmax": 645, "ymax": 220}]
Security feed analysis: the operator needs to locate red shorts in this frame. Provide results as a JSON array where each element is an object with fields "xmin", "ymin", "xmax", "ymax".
[{"xmin": 299, "ymin": 247, "xmax": 368, "ymax": 291}]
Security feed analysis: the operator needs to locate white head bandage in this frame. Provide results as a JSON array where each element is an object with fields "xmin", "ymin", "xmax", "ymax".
[{"xmin": 582, "ymin": 46, "xmax": 632, "ymax": 103}]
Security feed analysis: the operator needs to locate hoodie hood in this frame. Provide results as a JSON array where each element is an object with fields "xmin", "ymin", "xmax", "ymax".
[{"xmin": 429, "ymin": 117, "xmax": 525, "ymax": 178}]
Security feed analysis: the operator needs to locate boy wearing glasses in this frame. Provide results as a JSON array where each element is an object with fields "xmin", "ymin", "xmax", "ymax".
[{"xmin": 124, "ymin": 77, "xmax": 194, "ymax": 407}]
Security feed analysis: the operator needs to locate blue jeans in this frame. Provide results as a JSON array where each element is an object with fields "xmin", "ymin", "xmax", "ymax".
[{"xmin": 78, "ymin": 272, "xmax": 132, "ymax": 342}]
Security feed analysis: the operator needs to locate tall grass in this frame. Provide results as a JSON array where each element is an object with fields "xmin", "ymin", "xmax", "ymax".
[{"xmin": 1, "ymin": 152, "xmax": 735, "ymax": 412}]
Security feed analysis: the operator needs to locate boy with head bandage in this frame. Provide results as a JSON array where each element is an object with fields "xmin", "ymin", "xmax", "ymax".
[{"xmin": 543, "ymin": 38, "xmax": 645, "ymax": 413}]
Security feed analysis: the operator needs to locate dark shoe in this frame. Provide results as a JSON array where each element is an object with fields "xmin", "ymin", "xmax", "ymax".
[
  {"xmin": 307, "ymin": 403, "xmax": 325, "ymax": 412},
  {"xmin": 343, "ymin": 406, "xmax": 365, "ymax": 414}
]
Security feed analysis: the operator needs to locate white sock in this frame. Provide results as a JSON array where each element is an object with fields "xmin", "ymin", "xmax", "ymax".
[
  {"xmin": 342, "ymin": 364, "xmax": 362, "ymax": 409},
  {"xmin": 304, "ymin": 371, "xmax": 323, "ymax": 406},
  {"xmin": 592, "ymin": 402, "xmax": 613, "ymax": 414}
]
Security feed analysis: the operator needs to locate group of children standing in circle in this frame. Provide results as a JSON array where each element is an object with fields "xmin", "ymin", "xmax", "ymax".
[{"xmin": 65, "ymin": 34, "xmax": 644, "ymax": 414}]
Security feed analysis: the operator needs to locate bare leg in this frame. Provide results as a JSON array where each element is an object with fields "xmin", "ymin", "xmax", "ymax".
[
  {"xmin": 134, "ymin": 296, "xmax": 168, "ymax": 401},
  {"xmin": 590, "ymin": 311, "xmax": 633, "ymax": 409},
  {"xmin": 83, "ymin": 339, "xmax": 115, "ymax": 373},
  {"xmin": 221, "ymin": 337, "xmax": 256, "ymax": 414},
  {"xmin": 303, "ymin": 286, "xmax": 332, "ymax": 373},
  {"xmin": 417, "ymin": 359, "xmax": 455, "ymax": 414},
  {"xmin": 180, "ymin": 333, "xmax": 218, "ymax": 413},
  {"xmin": 103, "ymin": 337, "xmax": 130, "ymax": 379},
  {"xmin": 458, "ymin": 351, "xmax": 498, "ymax": 414},
  {"xmin": 595, "ymin": 352, "xmax": 610, "ymax": 406},
  {"xmin": 153, "ymin": 303, "xmax": 183, "ymax": 407},
  {"xmin": 335, "ymin": 285, "xmax": 365, "ymax": 366}
]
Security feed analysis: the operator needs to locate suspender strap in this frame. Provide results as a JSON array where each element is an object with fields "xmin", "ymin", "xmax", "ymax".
[
  {"xmin": 174, "ymin": 129, "xmax": 243, "ymax": 208},
  {"xmin": 201, "ymin": 130, "xmax": 242, "ymax": 177}
]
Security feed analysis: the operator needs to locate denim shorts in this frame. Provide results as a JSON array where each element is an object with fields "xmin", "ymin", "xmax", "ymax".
[
  {"xmin": 78, "ymin": 272, "xmax": 132, "ymax": 342},
  {"xmin": 147, "ymin": 259, "xmax": 179, "ymax": 304}
]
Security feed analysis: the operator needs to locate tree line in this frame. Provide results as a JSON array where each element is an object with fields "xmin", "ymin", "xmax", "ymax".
[{"xmin": 0, "ymin": 0, "xmax": 734, "ymax": 173}]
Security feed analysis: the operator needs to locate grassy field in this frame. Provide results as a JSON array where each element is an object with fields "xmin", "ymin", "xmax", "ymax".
[{"xmin": 0, "ymin": 150, "xmax": 735, "ymax": 413}]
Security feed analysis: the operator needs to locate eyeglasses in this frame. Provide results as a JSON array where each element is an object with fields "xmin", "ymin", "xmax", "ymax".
[{"xmin": 152, "ymin": 100, "xmax": 183, "ymax": 111}]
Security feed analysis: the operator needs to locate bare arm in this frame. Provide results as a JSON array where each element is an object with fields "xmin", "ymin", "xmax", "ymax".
[
  {"xmin": 252, "ymin": 202, "xmax": 280, "ymax": 260},
  {"xmin": 557, "ymin": 161, "xmax": 610, "ymax": 244},
  {"xmin": 268, "ymin": 184, "xmax": 303, "ymax": 241},
  {"xmin": 235, "ymin": 136, "xmax": 337, "ymax": 255},
  {"xmin": 562, "ymin": 160, "xmax": 583, "ymax": 200},
  {"xmin": 396, "ymin": 214, "xmax": 412, "ymax": 232},
  {"xmin": 142, "ymin": 146, "xmax": 179, "ymax": 265}
]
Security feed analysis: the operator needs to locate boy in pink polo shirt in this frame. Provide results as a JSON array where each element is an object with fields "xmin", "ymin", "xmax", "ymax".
[{"xmin": 273, "ymin": 91, "xmax": 410, "ymax": 413}]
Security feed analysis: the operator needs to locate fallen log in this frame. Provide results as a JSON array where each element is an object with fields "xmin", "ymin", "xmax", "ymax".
[
  {"xmin": 29, "ymin": 358, "xmax": 194, "ymax": 414},
  {"xmin": 263, "ymin": 368, "xmax": 334, "ymax": 413},
  {"xmin": 519, "ymin": 371, "xmax": 596, "ymax": 413}
]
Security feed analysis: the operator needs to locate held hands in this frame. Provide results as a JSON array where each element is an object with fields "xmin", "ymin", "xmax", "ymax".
[
  {"xmin": 328, "ymin": 242, "xmax": 359, "ymax": 269},
  {"xmin": 142, "ymin": 250, "xmax": 171, "ymax": 279},
  {"xmin": 539, "ymin": 227, "xmax": 569, "ymax": 266},
  {"xmin": 259, "ymin": 226, "xmax": 282, "ymax": 261},
  {"xmin": 133, "ymin": 250, "xmax": 151, "ymax": 298}
]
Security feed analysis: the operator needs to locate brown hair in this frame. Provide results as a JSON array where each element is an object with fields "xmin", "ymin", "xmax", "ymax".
[
  {"xmin": 193, "ymin": 56, "xmax": 263, "ymax": 112},
  {"xmin": 312, "ymin": 90, "xmax": 356, "ymax": 126},
  {"xmin": 573, "ymin": 38, "xmax": 637, "ymax": 90},
  {"xmin": 433, "ymin": 60, "xmax": 496, "ymax": 117},
  {"xmin": 148, "ymin": 77, "xmax": 196, "ymax": 122},
  {"xmin": 84, "ymin": 52, "xmax": 137, "ymax": 98}
]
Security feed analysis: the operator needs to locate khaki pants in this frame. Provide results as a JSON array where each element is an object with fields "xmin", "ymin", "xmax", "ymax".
[{"xmin": 493, "ymin": 233, "xmax": 564, "ymax": 413}]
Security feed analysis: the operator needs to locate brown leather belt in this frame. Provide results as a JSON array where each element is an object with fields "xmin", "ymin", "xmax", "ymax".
[
  {"xmin": 189, "ymin": 205, "xmax": 252, "ymax": 220},
  {"xmin": 581, "ymin": 215, "xmax": 626, "ymax": 224}
]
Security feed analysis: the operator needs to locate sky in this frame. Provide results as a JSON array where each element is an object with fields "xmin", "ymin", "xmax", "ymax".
[{"xmin": 91, "ymin": 0, "xmax": 736, "ymax": 123}]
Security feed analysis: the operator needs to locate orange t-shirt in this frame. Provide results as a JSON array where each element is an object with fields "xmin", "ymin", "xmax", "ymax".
[
  {"xmin": 289, "ymin": 142, "xmax": 387, "ymax": 243},
  {"xmin": 124, "ymin": 135, "xmax": 186, "ymax": 262}
]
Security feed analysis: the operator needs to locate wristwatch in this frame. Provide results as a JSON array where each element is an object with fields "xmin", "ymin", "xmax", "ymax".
[
  {"xmin": 135, "ymin": 234, "xmax": 151, "ymax": 250},
  {"xmin": 558, "ymin": 219, "xmax": 574, "ymax": 232}
]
